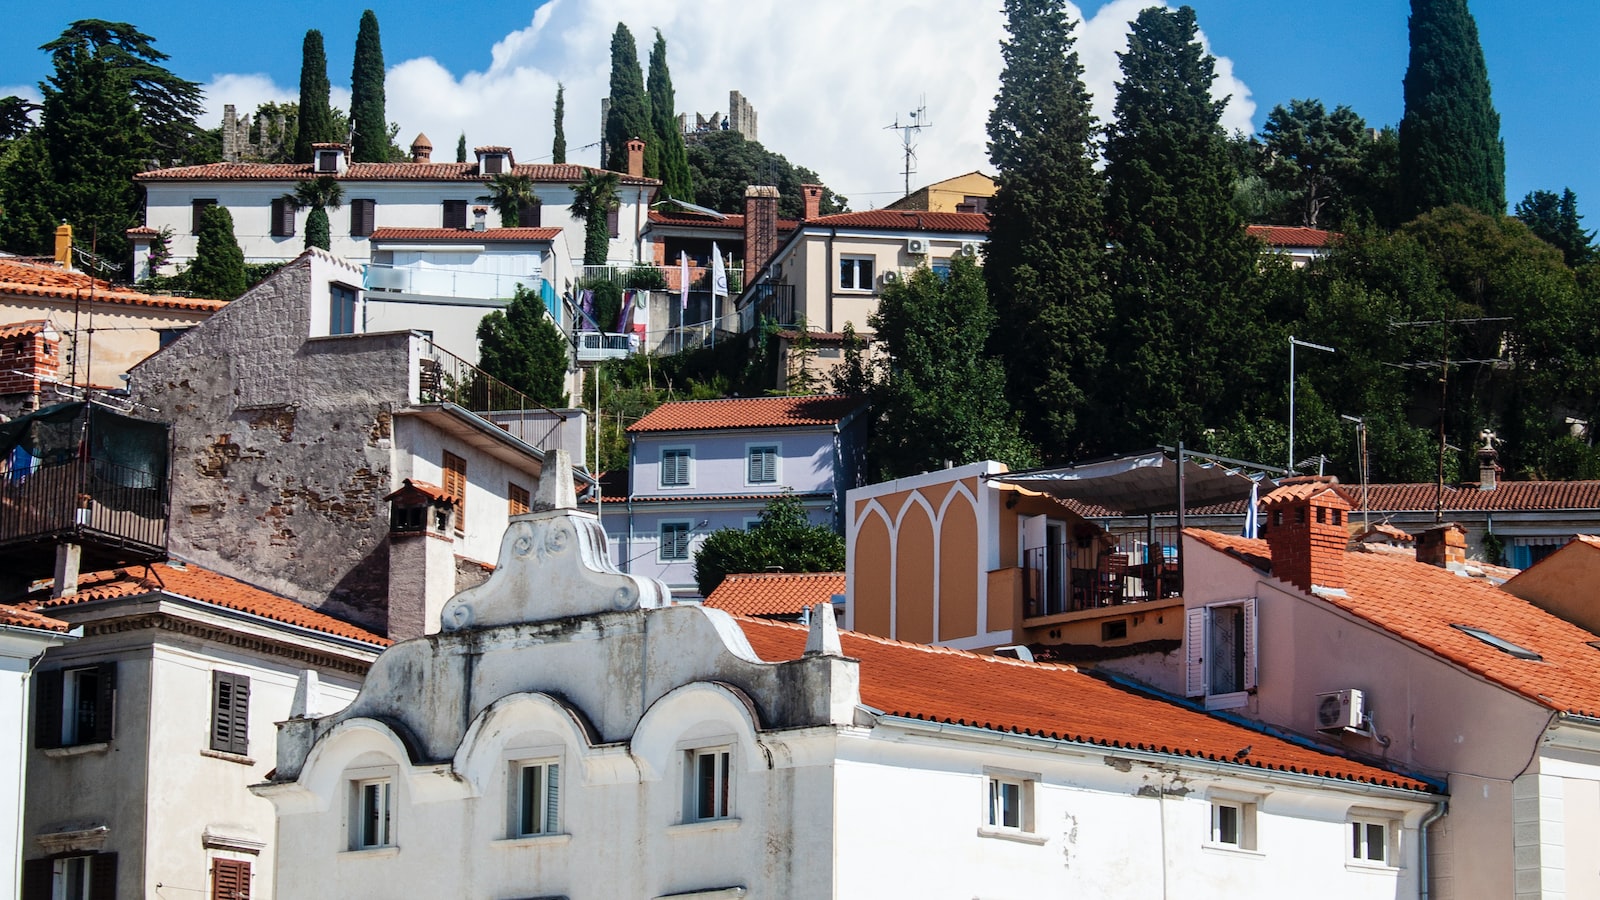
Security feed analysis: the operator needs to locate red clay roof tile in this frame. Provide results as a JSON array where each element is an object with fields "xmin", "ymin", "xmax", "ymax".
[
  {"xmin": 737, "ymin": 617, "xmax": 1432, "ymax": 792},
  {"xmin": 801, "ymin": 210, "xmax": 990, "ymax": 234},
  {"xmin": 0, "ymin": 320, "xmax": 54, "ymax": 340},
  {"xmin": 627, "ymin": 395, "xmax": 865, "ymax": 433},
  {"xmin": 0, "ymin": 260, "xmax": 226, "ymax": 312},
  {"xmin": 1246, "ymin": 225, "xmax": 1339, "ymax": 248},
  {"xmin": 0, "ymin": 604, "xmax": 71, "ymax": 632},
  {"xmin": 705, "ymin": 572, "xmax": 844, "ymax": 618}
]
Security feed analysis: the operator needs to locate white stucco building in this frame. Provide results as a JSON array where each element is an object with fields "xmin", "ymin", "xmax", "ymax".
[
  {"xmin": 1, "ymin": 607, "xmax": 72, "ymax": 900},
  {"xmin": 254, "ymin": 453, "xmax": 1438, "ymax": 898}
]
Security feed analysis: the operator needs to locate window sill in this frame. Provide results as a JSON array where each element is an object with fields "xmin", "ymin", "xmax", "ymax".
[
  {"xmin": 1202, "ymin": 842, "xmax": 1264, "ymax": 858},
  {"xmin": 200, "ymin": 749, "xmax": 256, "ymax": 766},
  {"xmin": 493, "ymin": 832, "xmax": 572, "ymax": 848},
  {"xmin": 341, "ymin": 846, "xmax": 399, "ymax": 859},
  {"xmin": 42, "ymin": 742, "xmax": 110, "ymax": 759},
  {"xmin": 976, "ymin": 826, "xmax": 1048, "ymax": 845},
  {"xmin": 1345, "ymin": 861, "xmax": 1399, "ymax": 875},
  {"xmin": 667, "ymin": 818, "xmax": 741, "ymax": 836},
  {"xmin": 1204, "ymin": 691, "xmax": 1250, "ymax": 711}
]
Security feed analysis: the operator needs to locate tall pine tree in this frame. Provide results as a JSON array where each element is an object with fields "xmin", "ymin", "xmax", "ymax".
[
  {"xmin": 647, "ymin": 31, "xmax": 692, "ymax": 199},
  {"xmin": 984, "ymin": 0, "xmax": 1107, "ymax": 458},
  {"xmin": 41, "ymin": 20, "xmax": 203, "ymax": 165},
  {"xmin": 294, "ymin": 30, "xmax": 335, "ymax": 163},
  {"xmin": 1101, "ymin": 5, "xmax": 1264, "ymax": 451},
  {"xmin": 350, "ymin": 10, "xmax": 388, "ymax": 163},
  {"xmin": 551, "ymin": 84, "xmax": 566, "ymax": 164},
  {"xmin": 603, "ymin": 24, "xmax": 653, "ymax": 175},
  {"xmin": 1398, "ymin": 0, "xmax": 1504, "ymax": 218}
]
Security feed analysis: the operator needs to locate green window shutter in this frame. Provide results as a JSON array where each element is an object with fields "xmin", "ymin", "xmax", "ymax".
[
  {"xmin": 34, "ymin": 669, "xmax": 63, "ymax": 749},
  {"xmin": 90, "ymin": 663, "xmax": 117, "ymax": 744}
]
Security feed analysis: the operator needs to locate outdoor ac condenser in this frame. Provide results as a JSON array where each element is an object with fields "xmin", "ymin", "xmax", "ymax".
[{"xmin": 1314, "ymin": 689, "xmax": 1364, "ymax": 731}]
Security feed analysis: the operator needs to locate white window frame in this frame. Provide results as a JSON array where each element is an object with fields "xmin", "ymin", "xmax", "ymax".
[
  {"xmin": 53, "ymin": 854, "xmax": 92, "ymax": 900},
  {"xmin": 978, "ymin": 767, "xmax": 1046, "ymax": 844},
  {"xmin": 684, "ymin": 747, "xmax": 732, "ymax": 822},
  {"xmin": 1347, "ymin": 813, "xmax": 1399, "ymax": 868},
  {"xmin": 1185, "ymin": 598, "xmax": 1257, "ymax": 709},
  {"xmin": 659, "ymin": 447, "xmax": 692, "ymax": 488},
  {"xmin": 510, "ymin": 758, "xmax": 561, "ymax": 838},
  {"xmin": 745, "ymin": 442, "xmax": 780, "ymax": 486},
  {"xmin": 839, "ymin": 255, "xmax": 875, "ymax": 291},
  {"xmin": 349, "ymin": 776, "xmax": 394, "ymax": 850},
  {"xmin": 659, "ymin": 521, "xmax": 692, "ymax": 562},
  {"xmin": 1205, "ymin": 791, "xmax": 1260, "ymax": 851}
]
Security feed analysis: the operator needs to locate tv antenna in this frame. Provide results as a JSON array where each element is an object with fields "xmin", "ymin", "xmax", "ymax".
[{"xmin": 885, "ymin": 100, "xmax": 932, "ymax": 199}]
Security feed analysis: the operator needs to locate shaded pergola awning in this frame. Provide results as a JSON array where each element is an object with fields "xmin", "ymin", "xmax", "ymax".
[{"xmin": 989, "ymin": 450, "xmax": 1278, "ymax": 517}]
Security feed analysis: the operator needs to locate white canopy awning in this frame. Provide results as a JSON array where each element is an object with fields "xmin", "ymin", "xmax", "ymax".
[{"xmin": 989, "ymin": 450, "xmax": 1278, "ymax": 517}]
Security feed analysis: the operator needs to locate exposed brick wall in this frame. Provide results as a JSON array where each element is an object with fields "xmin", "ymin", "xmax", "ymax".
[
  {"xmin": 1262, "ymin": 483, "xmax": 1353, "ymax": 594},
  {"xmin": 1417, "ymin": 523, "xmax": 1468, "ymax": 570},
  {"xmin": 744, "ymin": 185, "xmax": 780, "ymax": 275},
  {"xmin": 0, "ymin": 329, "xmax": 59, "ymax": 397}
]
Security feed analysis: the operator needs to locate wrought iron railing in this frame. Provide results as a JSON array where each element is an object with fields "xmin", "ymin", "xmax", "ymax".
[
  {"xmin": 1022, "ymin": 527, "xmax": 1183, "ymax": 617},
  {"xmin": 415, "ymin": 337, "xmax": 570, "ymax": 454},
  {"xmin": 0, "ymin": 459, "xmax": 168, "ymax": 553},
  {"xmin": 739, "ymin": 283, "xmax": 799, "ymax": 332}
]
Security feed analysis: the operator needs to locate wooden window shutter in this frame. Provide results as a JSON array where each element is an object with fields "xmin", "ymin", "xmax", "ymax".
[
  {"xmin": 20, "ymin": 857, "xmax": 53, "ymax": 900},
  {"xmin": 521, "ymin": 200, "xmax": 541, "ymax": 227},
  {"xmin": 34, "ymin": 669, "xmax": 63, "ymax": 749},
  {"xmin": 443, "ymin": 451, "xmax": 467, "ymax": 527},
  {"xmin": 89, "ymin": 852, "xmax": 118, "ymax": 900},
  {"xmin": 606, "ymin": 205, "xmax": 620, "ymax": 238},
  {"xmin": 90, "ymin": 662, "xmax": 117, "ymax": 743},
  {"xmin": 1242, "ymin": 598, "xmax": 1258, "ymax": 691},
  {"xmin": 484, "ymin": 155, "xmax": 503, "ymax": 175},
  {"xmin": 213, "ymin": 857, "xmax": 251, "ymax": 900},
  {"xmin": 350, "ymin": 199, "xmax": 376, "ymax": 238},
  {"xmin": 443, "ymin": 200, "xmax": 468, "ymax": 229},
  {"xmin": 211, "ymin": 672, "xmax": 250, "ymax": 755},
  {"xmin": 508, "ymin": 483, "xmax": 529, "ymax": 516},
  {"xmin": 1184, "ymin": 607, "xmax": 1207, "ymax": 697},
  {"xmin": 192, "ymin": 200, "xmax": 217, "ymax": 235},
  {"xmin": 270, "ymin": 198, "xmax": 294, "ymax": 237}
]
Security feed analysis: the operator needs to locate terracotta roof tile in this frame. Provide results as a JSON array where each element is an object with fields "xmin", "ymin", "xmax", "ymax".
[
  {"xmin": 368, "ymin": 227, "xmax": 561, "ymax": 242},
  {"xmin": 738, "ymin": 617, "xmax": 1432, "ymax": 792},
  {"xmin": 1246, "ymin": 225, "xmax": 1339, "ymax": 248},
  {"xmin": 0, "ymin": 260, "xmax": 226, "ymax": 312},
  {"xmin": 704, "ymin": 572, "xmax": 844, "ymax": 618},
  {"xmin": 135, "ymin": 161, "xmax": 658, "ymax": 187},
  {"xmin": 647, "ymin": 211, "xmax": 799, "ymax": 232},
  {"xmin": 1188, "ymin": 529, "xmax": 1600, "ymax": 717},
  {"xmin": 0, "ymin": 604, "xmax": 71, "ymax": 633},
  {"xmin": 0, "ymin": 320, "xmax": 53, "ymax": 340},
  {"xmin": 1356, "ymin": 481, "xmax": 1600, "ymax": 512},
  {"xmin": 27, "ymin": 562, "xmax": 390, "ymax": 647},
  {"xmin": 622, "ymin": 491, "xmax": 830, "ymax": 504},
  {"xmin": 627, "ymin": 395, "xmax": 866, "ymax": 433},
  {"xmin": 802, "ymin": 210, "xmax": 990, "ymax": 234}
]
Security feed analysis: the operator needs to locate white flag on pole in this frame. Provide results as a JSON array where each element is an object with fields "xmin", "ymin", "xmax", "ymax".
[
  {"xmin": 711, "ymin": 242, "xmax": 729, "ymax": 298},
  {"xmin": 679, "ymin": 251, "xmax": 690, "ymax": 310}
]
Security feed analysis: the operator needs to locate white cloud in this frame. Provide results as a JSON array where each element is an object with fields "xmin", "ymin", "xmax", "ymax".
[
  {"xmin": 2, "ymin": 85, "xmax": 43, "ymax": 105},
  {"xmin": 197, "ymin": 0, "xmax": 1254, "ymax": 207}
]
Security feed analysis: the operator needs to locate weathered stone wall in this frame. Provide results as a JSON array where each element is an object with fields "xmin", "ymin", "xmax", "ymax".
[{"xmin": 131, "ymin": 255, "xmax": 413, "ymax": 633}]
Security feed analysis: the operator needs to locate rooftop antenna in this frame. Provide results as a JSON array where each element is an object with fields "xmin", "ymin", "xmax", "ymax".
[
  {"xmin": 1341, "ymin": 414, "xmax": 1369, "ymax": 530},
  {"xmin": 885, "ymin": 99, "xmax": 931, "ymax": 199}
]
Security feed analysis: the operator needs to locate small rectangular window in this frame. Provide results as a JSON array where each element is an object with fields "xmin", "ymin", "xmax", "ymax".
[
  {"xmin": 660, "ymin": 522, "xmax": 691, "ymax": 561},
  {"xmin": 484, "ymin": 155, "xmax": 504, "ymax": 175},
  {"xmin": 157, "ymin": 327, "xmax": 191, "ymax": 349},
  {"xmin": 443, "ymin": 200, "xmax": 468, "ymax": 230},
  {"xmin": 513, "ymin": 761, "xmax": 560, "ymax": 837},
  {"xmin": 660, "ymin": 448, "xmax": 690, "ymax": 487},
  {"xmin": 508, "ymin": 482, "xmax": 530, "ymax": 516},
  {"xmin": 1350, "ymin": 818, "xmax": 1391, "ymax": 865},
  {"xmin": 986, "ymin": 776, "xmax": 1030, "ymax": 831},
  {"xmin": 686, "ymin": 748, "xmax": 730, "ymax": 821},
  {"xmin": 839, "ymin": 256, "xmax": 875, "ymax": 290},
  {"xmin": 192, "ymin": 199, "xmax": 218, "ymax": 235},
  {"xmin": 329, "ymin": 284, "xmax": 358, "ymax": 335},
  {"xmin": 350, "ymin": 199, "xmax": 376, "ymax": 237},
  {"xmin": 36, "ymin": 663, "xmax": 116, "ymax": 748},
  {"xmin": 316, "ymin": 150, "xmax": 339, "ymax": 173},
  {"xmin": 747, "ymin": 445, "xmax": 778, "ymax": 484},
  {"xmin": 210, "ymin": 671, "xmax": 250, "ymax": 756},
  {"xmin": 270, "ymin": 197, "xmax": 295, "ymax": 237},
  {"xmin": 211, "ymin": 857, "xmax": 251, "ymax": 900},
  {"xmin": 353, "ymin": 779, "xmax": 392, "ymax": 849},
  {"xmin": 606, "ymin": 205, "xmax": 620, "ymax": 238},
  {"xmin": 518, "ymin": 200, "xmax": 542, "ymax": 227},
  {"xmin": 1209, "ymin": 799, "xmax": 1257, "ymax": 849}
]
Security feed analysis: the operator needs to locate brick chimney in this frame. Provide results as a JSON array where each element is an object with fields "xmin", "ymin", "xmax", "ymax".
[
  {"xmin": 54, "ymin": 224, "xmax": 73, "ymax": 271},
  {"xmin": 410, "ymin": 132, "xmax": 433, "ymax": 163},
  {"xmin": 627, "ymin": 138, "xmax": 646, "ymax": 178},
  {"xmin": 1416, "ymin": 523, "xmax": 1468, "ymax": 571},
  {"xmin": 744, "ymin": 185, "xmax": 781, "ymax": 276},
  {"xmin": 0, "ymin": 322, "xmax": 60, "ymax": 405},
  {"xmin": 801, "ymin": 183, "xmax": 823, "ymax": 220},
  {"xmin": 1260, "ymin": 477, "xmax": 1352, "ymax": 595}
]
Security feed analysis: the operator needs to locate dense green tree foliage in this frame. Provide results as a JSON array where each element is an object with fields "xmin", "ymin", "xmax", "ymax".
[
  {"xmin": 42, "ymin": 20, "xmax": 204, "ymax": 164},
  {"xmin": 0, "ymin": 133, "xmax": 57, "ymax": 255},
  {"xmin": 693, "ymin": 494, "xmax": 845, "ymax": 597},
  {"xmin": 1100, "ymin": 5, "xmax": 1266, "ymax": 452},
  {"xmin": 292, "ymin": 176, "xmax": 342, "ymax": 250},
  {"xmin": 455, "ymin": 133, "xmax": 467, "ymax": 163},
  {"xmin": 1259, "ymin": 99, "xmax": 1369, "ymax": 228},
  {"xmin": 294, "ymin": 30, "xmax": 335, "ymax": 163},
  {"xmin": 569, "ymin": 169, "xmax": 620, "ymax": 265},
  {"xmin": 647, "ymin": 31, "xmax": 692, "ymax": 200},
  {"xmin": 685, "ymin": 130, "xmax": 846, "ymax": 218},
  {"xmin": 0, "ymin": 97, "xmax": 39, "ymax": 144},
  {"xmin": 476, "ymin": 285, "xmax": 570, "ymax": 407},
  {"xmin": 480, "ymin": 173, "xmax": 536, "ymax": 227},
  {"xmin": 983, "ymin": 0, "xmax": 1107, "ymax": 457},
  {"xmin": 1398, "ymin": 0, "xmax": 1504, "ymax": 218},
  {"xmin": 551, "ymin": 84, "xmax": 566, "ymax": 164},
  {"xmin": 1515, "ymin": 189, "xmax": 1594, "ymax": 267},
  {"xmin": 603, "ymin": 24, "xmax": 653, "ymax": 175},
  {"xmin": 350, "ymin": 10, "xmax": 388, "ymax": 163},
  {"xmin": 187, "ymin": 205, "xmax": 246, "ymax": 299},
  {"xmin": 867, "ymin": 258, "xmax": 1037, "ymax": 479}
]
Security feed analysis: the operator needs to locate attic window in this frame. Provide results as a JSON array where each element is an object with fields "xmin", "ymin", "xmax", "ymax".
[{"xmin": 1452, "ymin": 624, "xmax": 1542, "ymax": 661}]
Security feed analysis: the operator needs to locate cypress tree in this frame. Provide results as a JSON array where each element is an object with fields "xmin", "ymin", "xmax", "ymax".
[
  {"xmin": 455, "ymin": 133, "xmax": 466, "ymax": 163},
  {"xmin": 0, "ymin": 133, "xmax": 58, "ymax": 255},
  {"xmin": 350, "ymin": 10, "xmax": 388, "ymax": 163},
  {"xmin": 187, "ymin": 205, "xmax": 246, "ymax": 299},
  {"xmin": 552, "ymin": 84, "xmax": 566, "ymax": 164},
  {"xmin": 983, "ymin": 0, "xmax": 1108, "ymax": 458},
  {"xmin": 1101, "ymin": 5, "xmax": 1264, "ymax": 451},
  {"xmin": 476, "ymin": 285, "xmax": 570, "ymax": 407},
  {"xmin": 1398, "ymin": 0, "xmax": 1505, "ymax": 218},
  {"xmin": 294, "ymin": 30, "xmax": 334, "ymax": 163},
  {"xmin": 603, "ymin": 24, "xmax": 653, "ymax": 174},
  {"xmin": 647, "ymin": 31, "xmax": 692, "ymax": 199}
]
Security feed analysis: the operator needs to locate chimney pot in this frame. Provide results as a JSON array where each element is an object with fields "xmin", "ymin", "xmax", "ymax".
[
  {"xmin": 626, "ymin": 138, "xmax": 646, "ymax": 179},
  {"xmin": 1477, "ymin": 446, "xmax": 1500, "ymax": 491}
]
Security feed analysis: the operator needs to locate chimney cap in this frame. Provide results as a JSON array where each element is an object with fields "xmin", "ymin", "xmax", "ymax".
[
  {"xmin": 745, "ymin": 185, "xmax": 780, "ymax": 199},
  {"xmin": 411, "ymin": 133, "xmax": 433, "ymax": 150}
]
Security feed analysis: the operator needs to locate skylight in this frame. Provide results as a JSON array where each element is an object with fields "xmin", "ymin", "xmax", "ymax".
[{"xmin": 1452, "ymin": 624, "xmax": 1543, "ymax": 661}]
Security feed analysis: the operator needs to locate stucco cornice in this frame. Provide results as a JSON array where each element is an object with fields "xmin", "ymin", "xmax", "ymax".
[{"xmin": 84, "ymin": 612, "xmax": 376, "ymax": 676}]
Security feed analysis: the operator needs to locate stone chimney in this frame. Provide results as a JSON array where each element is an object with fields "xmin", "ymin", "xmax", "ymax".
[
  {"xmin": 627, "ymin": 138, "xmax": 646, "ymax": 178},
  {"xmin": 1260, "ymin": 477, "xmax": 1352, "ymax": 595},
  {"xmin": 1416, "ymin": 523, "xmax": 1468, "ymax": 572},
  {"xmin": 410, "ymin": 132, "xmax": 433, "ymax": 163},
  {"xmin": 54, "ymin": 223, "xmax": 73, "ymax": 271},
  {"xmin": 744, "ymin": 185, "xmax": 781, "ymax": 277},
  {"xmin": 801, "ymin": 184, "xmax": 823, "ymax": 221},
  {"xmin": 1477, "ymin": 443, "xmax": 1500, "ymax": 491}
]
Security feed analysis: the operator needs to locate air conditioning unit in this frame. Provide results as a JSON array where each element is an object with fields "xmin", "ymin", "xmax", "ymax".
[
  {"xmin": 906, "ymin": 238, "xmax": 929, "ymax": 255},
  {"xmin": 1315, "ymin": 689, "xmax": 1364, "ymax": 731},
  {"xmin": 959, "ymin": 241, "xmax": 980, "ymax": 258},
  {"xmin": 880, "ymin": 270, "xmax": 901, "ymax": 285}
]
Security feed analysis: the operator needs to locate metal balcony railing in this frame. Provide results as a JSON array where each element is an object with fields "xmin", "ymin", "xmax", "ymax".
[
  {"xmin": 1022, "ymin": 527, "xmax": 1183, "ymax": 617},
  {"xmin": 415, "ymin": 337, "xmax": 569, "ymax": 453},
  {"xmin": 0, "ymin": 458, "xmax": 168, "ymax": 557},
  {"xmin": 740, "ymin": 283, "xmax": 799, "ymax": 332}
]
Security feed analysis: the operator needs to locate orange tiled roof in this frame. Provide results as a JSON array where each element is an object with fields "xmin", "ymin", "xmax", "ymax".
[
  {"xmin": 0, "ymin": 604, "xmax": 71, "ymax": 633},
  {"xmin": 27, "ymin": 562, "xmax": 390, "ymax": 647},
  {"xmin": 368, "ymin": 227, "xmax": 561, "ymax": 242},
  {"xmin": 738, "ymin": 617, "xmax": 1432, "ymax": 792},
  {"xmin": 136, "ymin": 161, "xmax": 658, "ymax": 186},
  {"xmin": 1188, "ymin": 529, "xmax": 1600, "ymax": 717},
  {"xmin": 1246, "ymin": 225, "xmax": 1338, "ymax": 248},
  {"xmin": 705, "ymin": 572, "xmax": 844, "ymax": 618},
  {"xmin": 0, "ymin": 260, "xmax": 226, "ymax": 312},
  {"xmin": 647, "ymin": 211, "xmax": 800, "ymax": 232},
  {"xmin": 801, "ymin": 210, "xmax": 990, "ymax": 234},
  {"xmin": 1356, "ymin": 481, "xmax": 1600, "ymax": 512},
  {"xmin": 628, "ymin": 395, "xmax": 865, "ymax": 433},
  {"xmin": 0, "ymin": 320, "xmax": 53, "ymax": 340}
]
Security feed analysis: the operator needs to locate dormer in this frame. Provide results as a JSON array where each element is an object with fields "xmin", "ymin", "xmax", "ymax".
[
  {"xmin": 384, "ymin": 479, "xmax": 456, "ymax": 536},
  {"xmin": 475, "ymin": 146, "xmax": 514, "ymax": 176},
  {"xmin": 311, "ymin": 142, "xmax": 349, "ymax": 175}
]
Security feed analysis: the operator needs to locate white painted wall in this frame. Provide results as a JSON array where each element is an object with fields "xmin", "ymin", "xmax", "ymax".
[
  {"xmin": 0, "ymin": 629, "xmax": 69, "ymax": 900},
  {"xmin": 393, "ymin": 415, "xmax": 543, "ymax": 567}
]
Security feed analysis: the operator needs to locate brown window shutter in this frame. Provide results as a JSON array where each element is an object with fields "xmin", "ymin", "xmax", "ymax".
[
  {"xmin": 210, "ymin": 672, "xmax": 249, "ymax": 754},
  {"xmin": 35, "ymin": 669, "xmax": 63, "ymax": 749},
  {"xmin": 443, "ymin": 200, "xmax": 467, "ymax": 229},
  {"xmin": 270, "ymin": 199, "xmax": 295, "ymax": 238},
  {"xmin": 606, "ymin": 205, "xmax": 620, "ymax": 238},
  {"xmin": 89, "ymin": 852, "xmax": 118, "ymax": 900},
  {"xmin": 350, "ymin": 200, "xmax": 375, "ymax": 238},
  {"xmin": 521, "ymin": 201, "xmax": 541, "ymax": 227},
  {"xmin": 212, "ymin": 857, "xmax": 250, "ymax": 900},
  {"xmin": 508, "ymin": 482, "xmax": 529, "ymax": 516},
  {"xmin": 230, "ymin": 675, "xmax": 249, "ymax": 755},
  {"xmin": 90, "ymin": 662, "xmax": 117, "ymax": 744},
  {"xmin": 443, "ymin": 451, "xmax": 467, "ymax": 529},
  {"xmin": 21, "ymin": 857, "xmax": 53, "ymax": 900}
]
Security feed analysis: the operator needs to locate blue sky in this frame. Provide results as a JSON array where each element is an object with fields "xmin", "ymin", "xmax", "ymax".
[{"xmin": 2, "ymin": 0, "xmax": 1594, "ymax": 219}]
